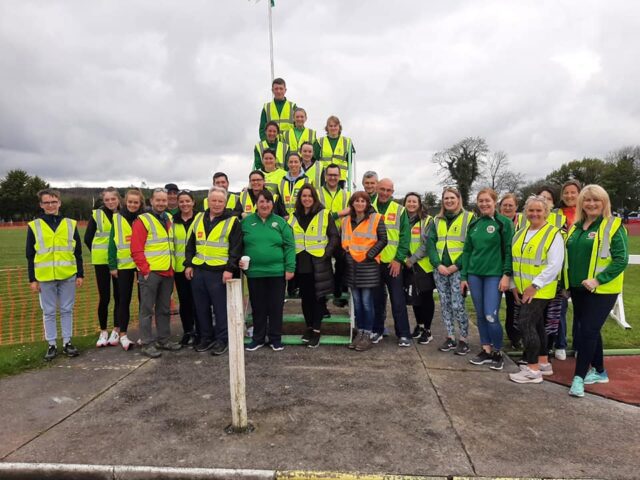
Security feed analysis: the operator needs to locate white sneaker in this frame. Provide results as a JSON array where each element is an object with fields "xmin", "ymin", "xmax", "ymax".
[
  {"xmin": 555, "ymin": 349, "xmax": 567, "ymax": 361},
  {"xmin": 539, "ymin": 362, "xmax": 554, "ymax": 376},
  {"xmin": 96, "ymin": 331, "xmax": 108, "ymax": 348},
  {"xmin": 509, "ymin": 366, "xmax": 543, "ymax": 384},
  {"xmin": 108, "ymin": 330, "xmax": 120, "ymax": 346},
  {"xmin": 120, "ymin": 335, "xmax": 133, "ymax": 351}
]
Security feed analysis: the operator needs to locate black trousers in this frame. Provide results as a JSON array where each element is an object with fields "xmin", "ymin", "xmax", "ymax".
[
  {"xmin": 95, "ymin": 264, "xmax": 119, "ymax": 330},
  {"xmin": 298, "ymin": 272, "xmax": 324, "ymax": 330},
  {"xmin": 515, "ymin": 298, "xmax": 550, "ymax": 364},
  {"xmin": 174, "ymin": 271, "xmax": 196, "ymax": 335},
  {"xmin": 504, "ymin": 290, "xmax": 522, "ymax": 346},
  {"xmin": 248, "ymin": 276, "xmax": 285, "ymax": 343},
  {"xmin": 116, "ymin": 268, "xmax": 138, "ymax": 333},
  {"xmin": 412, "ymin": 289, "xmax": 435, "ymax": 330},
  {"xmin": 571, "ymin": 288, "xmax": 618, "ymax": 378},
  {"xmin": 333, "ymin": 246, "xmax": 346, "ymax": 297}
]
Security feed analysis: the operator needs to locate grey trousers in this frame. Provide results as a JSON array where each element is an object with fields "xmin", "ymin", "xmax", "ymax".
[
  {"xmin": 138, "ymin": 272, "xmax": 173, "ymax": 345},
  {"xmin": 39, "ymin": 276, "xmax": 76, "ymax": 345}
]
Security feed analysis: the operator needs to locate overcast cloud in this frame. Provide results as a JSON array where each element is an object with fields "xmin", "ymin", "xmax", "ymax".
[{"xmin": 1, "ymin": 0, "xmax": 639, "ymax": 194}]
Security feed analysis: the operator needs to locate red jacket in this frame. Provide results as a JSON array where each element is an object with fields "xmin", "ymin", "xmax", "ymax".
[{"xmin": 131, "ymin": 213, "xmax": 174, "ymax": 278}]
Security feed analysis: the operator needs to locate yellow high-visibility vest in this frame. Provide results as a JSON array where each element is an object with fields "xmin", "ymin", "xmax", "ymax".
[
  {"xmin": 565, "ymin": 217, "xmax": 625, "ymax": 294},
  {"xmin": 435, "ymin": 210, "xmax": 474, "ymax": 264},
  {"xmin": 279, "ymin": 176, "xmax": 308, "ymax": 216},
  {"xmin": 372, "ymin": 199, "xmax": 404, "ymax": 263},
  {"xmin": 410, "ymin": 216, "xmax": 434, "ymax": 273},
  {"xmin": 203, "ymin": 194, "xmax": 238, "ymax": 211},
  {"xmin": 512, "ymin": 223, "xmax": 560, "ymax": 299},
  {"xmin": 113, "ymin": 213, "xmax": 135, "ymax": 270},
  {"xmin": 264, "ymin": 100, "xmax": 295, "ymax": 134},
  {"xmin": 29, "ymin": 217, "xmax": 78, "ymax": 281},
  {"xmin": 318, "ymin": 136, "xmax": 352, "ymax": 181},
  {"xmin": 288, "ymin": 209, "xmax": 330, "ymax": 257},
  {"xmin": 263, "ymin": 168, "xmax": 287, "ymax": 196},
  {"xmin": 548, "ymin": 210, "xmax": 566, "ymax": 230},
  {"xmin": 255, "ymin": 141, "xmax": 289, "ymax": 170},
  {"xmin": 303, "ymin": 161, "xmax": 324, "ymax": 189},
  {"xmin": 239, "ymin": 191, "xmax": 281, "ymax": 214},
  {"xmin": 91, "ymin": 209, "xmax": 112, "ymax": 265},
  {"xmin": 318, "ymin": 187, "xmax": 350, "ymax": 229},
  {"xmin": 137, "ymin": 213, "xmax": 174, "ymax": 271},
  {"xmin": 171, "ymin": 222, "xmax": 189, "ymax": 273},
  {"xmin": 190, "ymin": 212, "xmax": 237, "ymax": 267},
  {"xmin": 282, "ymin": 128, "xmax": 317, "ymax": 153}
]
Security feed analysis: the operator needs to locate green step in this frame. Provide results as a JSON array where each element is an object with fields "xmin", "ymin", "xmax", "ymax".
[
  {"xmin": 246, "ymin": 313, "xmax": 351, "ymax": 324},
  {"xmin": 243, "ymin": 335, "xmax": 351, "ymax": 346}
]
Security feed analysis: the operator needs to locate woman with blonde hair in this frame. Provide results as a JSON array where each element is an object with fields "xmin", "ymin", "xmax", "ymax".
[
  {"xmin": 426, "ymin": 187, "xmax": 474, "ymax": 354},
  {"xmin": 565, "ymin": 185, "xmax": 628, "ymax": 397}
]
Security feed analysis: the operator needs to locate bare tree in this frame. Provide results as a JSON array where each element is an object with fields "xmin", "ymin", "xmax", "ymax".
[{"xmin": 484, "ymin": 150, "xmax": 524, "ymax": 195}]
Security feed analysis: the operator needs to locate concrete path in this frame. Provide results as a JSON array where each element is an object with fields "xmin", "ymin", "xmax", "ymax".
[{"xmin": 1, "ymin": 312, "xmax": 638, "ymax": 479}]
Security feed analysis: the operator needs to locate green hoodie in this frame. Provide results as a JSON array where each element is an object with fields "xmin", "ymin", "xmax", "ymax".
[
  {"xmin": 460, "ymin": 213, "xmax": 514, "ymax": 280},
  {"xmin": 241, "ymin": 212, "xmax": 296, "ymax": 278}
]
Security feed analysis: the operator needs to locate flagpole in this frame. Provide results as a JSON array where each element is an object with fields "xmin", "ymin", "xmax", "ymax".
[{"xmin": 267, "ymin": 0, "xmax": 274, "ymax": 81}]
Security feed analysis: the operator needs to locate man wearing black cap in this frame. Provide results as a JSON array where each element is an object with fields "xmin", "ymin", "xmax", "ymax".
[{"xmin": 165, "ymin": 183, "xmax": 180, "ymax": 217}]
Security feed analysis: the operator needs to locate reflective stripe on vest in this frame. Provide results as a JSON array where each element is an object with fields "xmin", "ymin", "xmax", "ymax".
[
  {"xmin": 91, "ymin": 209, "xmax": 112, "ymax": 265},
  {"xmin": 512, "ymin": 223, "xmax": 560, "ymax": 299},
  {"xmin": 372, "ymin": 198, "xmax": 404, "ymax": 263},
  {"xmin": 264, "ymin": 101, "xmax": 294, "ymax": 133},
  {"xmin": 410, "ymin": 216, "xmax": 434, "ymax": 273},
  {"xmin": 279, "ymin": 176, "xmax": 308, "ymax": 215},
  {"xmin": 29, "ymin": 217, "xmax": 78, "ymax": 281},
  {"xmin": 113, "ymin": 213, "xmax": 135, "ymax": 269},
  {"xmin": 303, "ymin": 161, "xmax": 324, "ymax": 189},
  {"xmin": 282, "ymin": 128, "xmax": 316, "ymax": 153},
  {"xmin": 263, "ymin": 168, "xmax": 287, "ymax": 196},
  {"xmin": 171, "ymin": 222, "xmax": 189, "ymax": 273},
  {"xmin": 318, "ymin": 187, "xmax": 349, "ymax": 229},
  {"xmin": 256, "ymin": 141, "xmax": 289, "ymax": 170},
  {"xmin": 435, "ymin": 210, "xmax": 474, "ymax": 263},
  {"xmin": 191, "ymin": 212, "xmax": 236, "ymax": 266},
  {"xmin": 319, "ymin": 136, "xmax": 351, "ymax": 181},
  {"xmin": 138, "ymin": 213, "xmax": 174, "ymax": 271},
  {"xmin": 341, "ymin": 213, "xmax": 381, "ymax": 263},
  {"xmin": 548, "ymin": 210, "xmax": 566, "ymax": 230},
  {"xmin": 566, "ymin": 217, "xmax": 624, "ymax": 294},
  {"xmin": 288, "ymin": 210, "xmax": 329, "ymax": 257},
  {"xmin": 203, "ymin": 194, "xmax": 238, "ymax": 211}
]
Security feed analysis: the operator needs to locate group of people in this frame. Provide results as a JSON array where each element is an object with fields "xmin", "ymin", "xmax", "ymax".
[{"xmin": 26, "ymin": 78, "xmax": 629, "ymax": 398}]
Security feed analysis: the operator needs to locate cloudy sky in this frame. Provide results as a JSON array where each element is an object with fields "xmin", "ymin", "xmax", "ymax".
[{"xmin": 1, "ymin": 0, "xmax": 638, "ymax": 194}]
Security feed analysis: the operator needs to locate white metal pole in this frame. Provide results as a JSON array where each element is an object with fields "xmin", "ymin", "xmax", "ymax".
[{"xmin": 267, "ymin": 0, "xmax": 275, "ymax": 81}]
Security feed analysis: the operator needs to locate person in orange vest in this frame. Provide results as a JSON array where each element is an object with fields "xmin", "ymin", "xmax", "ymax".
[{"xmin": 342, "ymin": 191, "xmax": 387, "ymax": 351}]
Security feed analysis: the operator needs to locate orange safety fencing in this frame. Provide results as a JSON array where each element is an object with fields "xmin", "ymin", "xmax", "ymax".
[{"xmin": 0, "ymin": 264, "xmax": 179, "ymax": 346}]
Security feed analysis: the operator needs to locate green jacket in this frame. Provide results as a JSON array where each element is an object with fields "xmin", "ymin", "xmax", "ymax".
[
  {"xmin": 241, "ymin": 213, "xmax": 296, "ymax": 278},
  {"xmin": 566, "ymin": 216, "xmax": 628, "ymax": 288},
  {"xmin": 460, "ymin": 213, "xmax": 513, "ymax": 280},
  {"xmin": 374, "ymin": 199, "xmax": 410, "ymax": 263}
]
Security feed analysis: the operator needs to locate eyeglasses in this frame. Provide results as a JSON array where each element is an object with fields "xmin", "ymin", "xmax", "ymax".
[
  {"xmin": 178, "ymin": 189, "xmax": 192, "ymax": 195},
  {"xmin": 153, "ymin": 188, "xmax": 168, "ymax": 193},
  {"xmin": 40, "ymin": 201, "xmax": 59, "ymax": 205}
]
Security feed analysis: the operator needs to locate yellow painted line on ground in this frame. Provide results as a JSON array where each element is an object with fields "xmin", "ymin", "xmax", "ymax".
[{"xmin": 276, "ymin": 472, "xmax": 445, "ymax": 480}]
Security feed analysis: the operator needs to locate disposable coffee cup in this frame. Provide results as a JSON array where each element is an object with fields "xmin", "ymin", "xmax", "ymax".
[{"xmin": 240, "ymin": 255, "xmax": 251, "ymax": 270}]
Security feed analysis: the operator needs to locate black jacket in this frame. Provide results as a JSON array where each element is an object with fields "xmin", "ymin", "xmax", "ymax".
[
  {"xmin": 344, "ymin": 208, "xmax": 387, "ymax": 288},
  {"xmin": 84, "ymin": 206, "xmax": 115, "ymax": 251}
]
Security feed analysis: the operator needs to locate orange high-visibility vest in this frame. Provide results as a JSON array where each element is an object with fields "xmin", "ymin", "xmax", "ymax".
[{"xmin": 341, "ymin": 213, "xmax": 382, "ymax": 263}]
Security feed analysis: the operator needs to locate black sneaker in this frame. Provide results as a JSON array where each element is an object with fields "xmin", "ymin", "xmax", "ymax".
[
  {"xmin": 418, "ymin": 329, "xmax": 434, "ymax": 345},
  {"xmin": 63, "ymin": 343, "xmax": 79, "ymax": 357},
  {"xmin": 180, "ymin": 332, "xmax": 195, "ymax": 346},
  {"xmin": 438, "ymin": 338, "xmax": 456, "ymax": 352},
  {"xmin": 270, "ymin": 341, "xmax": 284, "ymax": 352},
  {"xmin": 210, "ymin": 341, "xmax": 228, "ymax": 356},
  {"xmin": 301, "ymin": 328, "xmax": 313, "ymax": 343},
  {"xmin": 411, "ymin": 325, "xmax": 424, "ymax": 339},
  {"xmin": 469, "ymin": 350, "xmax": 493, "ymax": 365},
  {"xmin": 245, "ymin": 340, "xmax": 265, "ymax": 352},
  {"xmin": 332, "ymin": 297, "xmax": 348, "ymax": 308},
  {"xmin": 454, "ymin": 340, "xmax": 470, "ymax": 356},
  {"xmin": 307, "ymin": 331, "xmax": 321, "ymax": 348},
  {"xmin": 44, "ymin": 344, "xmax": 57, "ymax": 361},
  {"xmin": 194, "ymin": 340, "xmax": 216, "ymax": 352},
  {"xmin": 490, "ymin": 351, "xmax": 504, "ymax": 370}
]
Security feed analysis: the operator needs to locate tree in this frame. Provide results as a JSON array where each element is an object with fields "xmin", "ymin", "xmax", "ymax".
[
  {"xmin": 517, "ymin": 178, "xmax": 554, "ymax": 209},
  {"xmin": 483, "ymin": 150, "xmax": 524, "ymax": 195},
  {"xmin": 545, "ymin": 158, "xmax": 606, "ymax": 187},
  {"xmin": 0, "ymin": 169, "xmax": 49, "ymax": 221},
  {"xmin": 601, "ymin": 154, "xmax": 640, "ymax": 212},
  {"xmin": 433, "ymin": 137, "xmax": 489, "ymax": 206},
  {"xmin": 422, "ymin": 191, "xmax": 439, "ymax": 214}
]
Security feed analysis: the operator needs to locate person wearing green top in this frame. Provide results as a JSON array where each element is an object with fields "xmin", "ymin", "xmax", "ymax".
[
  {"xmin": 461, "ymin": 188, "xmax": 513, "ymax": 371},
  {"xmin": 371, "ymin": 178, "xmax": 412, "ymax": 345},
  {"xmin": 565, "ymin": 185, "xmax": 628, "ymax": 398},
  {"xmin": 427, "ymin": 187, "xmax": 472, "ymax": 355},
  {"xmin": 241, "ymin": 189, "xmax": 296, "ymax": 352},
  {"xmin": 254, "ymin": 122, "xmax": 290, "ymax": 171},
  {"xmin": 259, "ymin": 77, "xmax": 296, "ymax": 141}
]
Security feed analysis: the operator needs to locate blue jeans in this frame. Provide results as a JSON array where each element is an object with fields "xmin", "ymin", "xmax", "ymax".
[
  {"xmin": 468, "ymin": 275, "xmax": 503, "ymax": 350},
  {"xmin": 191, "ymin": 269, "xmax": 228, "ymax": 344},
  {"xmin": 352, "ymin": 288, "xmax": 375, "ymax": 331}
]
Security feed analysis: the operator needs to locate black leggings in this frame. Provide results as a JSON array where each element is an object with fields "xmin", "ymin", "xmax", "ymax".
[
  {"xmin": 412, "ymin": 289, "xmax": 435, "ymax": 330},
  {"xmin": 515, "ymin": 298, "xmax": 550, "ymax": 364},
  {"xmin": 248, "ymin": 276, "xmax": 285, "ymax": 343},
  {"xmin": 298, "ymin": 272, "xmax": 324, "ymax": 330},
  {"xmin": 504, "ymin": 290, "xmax": 522, "ymax": 346},
  {"xmin": 116, "ymin": 269, "xmax": 139, "ymax": 333},
  {"xmin": 95, "ymin": 264, "xmax": 119, "ymax": 330},
  {"xmin": 174, "ymin": 271, "xmax": 195, "ymax": 334}
]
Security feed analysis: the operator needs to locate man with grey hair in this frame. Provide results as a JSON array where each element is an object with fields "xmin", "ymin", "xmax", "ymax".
[
  {"xmin": 184, "ymin": 187, "xmax": 243, "ymax": 355},
  {"xmin": 362, "ymin": 171, "xmax": 378, "ymax": 201}
]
